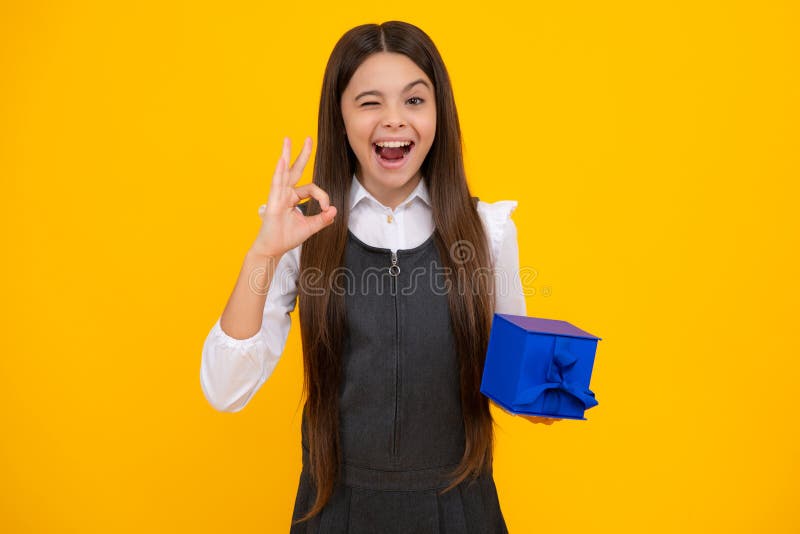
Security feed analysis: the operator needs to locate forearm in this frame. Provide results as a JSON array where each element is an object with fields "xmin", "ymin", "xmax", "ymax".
[{"xmin": 219, "ymin": 249, "xmax": 282, "ymax": 339}]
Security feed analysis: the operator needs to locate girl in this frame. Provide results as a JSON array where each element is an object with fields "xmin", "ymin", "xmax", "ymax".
[{"xmin": 200, "ymin": 20, "xmax": 559, "ymax": 533}]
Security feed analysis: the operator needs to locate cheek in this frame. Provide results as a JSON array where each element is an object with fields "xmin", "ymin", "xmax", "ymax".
[
  {"xmin": 421, "ymin": 125, "xmax": 436, "ymax": 148},
  {"xmin": 347, "ymin": 118, "xmax": 373, "ymax": 146},
  {"xmin": 421, "ymin": 111, "xmax": 437, "ymax": 139}
]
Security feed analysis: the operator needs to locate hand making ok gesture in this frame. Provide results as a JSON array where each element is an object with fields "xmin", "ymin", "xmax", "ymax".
[{"xmin": 250, "ymin": 136, "xmax": 338, "ymax": 259}]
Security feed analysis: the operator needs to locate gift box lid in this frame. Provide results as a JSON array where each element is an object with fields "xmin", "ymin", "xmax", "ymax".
[{"xmin": 496, "ymin": 313, "xmax": 601, "ymax": 341}]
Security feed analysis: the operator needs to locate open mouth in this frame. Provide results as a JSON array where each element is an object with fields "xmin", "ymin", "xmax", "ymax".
[{"xmin": 373, "ymin": 141, "xmax": 415, "ymax": 162}]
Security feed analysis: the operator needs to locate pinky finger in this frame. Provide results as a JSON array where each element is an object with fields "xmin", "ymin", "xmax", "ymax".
[{"xmin": 267, "ymin": 157, "xmax": 286, "ymax": 203}]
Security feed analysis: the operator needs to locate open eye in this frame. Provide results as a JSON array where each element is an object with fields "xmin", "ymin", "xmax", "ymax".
[{"xmin": 408, "ymin": 96, "xmax": 425, "ymax": 105}]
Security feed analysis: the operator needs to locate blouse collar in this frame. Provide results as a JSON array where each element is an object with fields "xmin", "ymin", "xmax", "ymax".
[{"xmin": 348, "ymin": 172, "xmax": 431, "ymax": 211}]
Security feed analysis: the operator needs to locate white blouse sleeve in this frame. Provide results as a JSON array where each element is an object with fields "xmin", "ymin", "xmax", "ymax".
[
  {"xmin": 199, "ymin": 244, "xmax": 301, "ymax": 412},
  {"xmin": 477, "ymin": 200, "xmax": 527, "ymax": 317}
]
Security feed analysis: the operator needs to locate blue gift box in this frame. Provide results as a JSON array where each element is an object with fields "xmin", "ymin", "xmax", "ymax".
[{"xmin": 480, "ymin": 313, "xmax": 601, "ymax": 420}]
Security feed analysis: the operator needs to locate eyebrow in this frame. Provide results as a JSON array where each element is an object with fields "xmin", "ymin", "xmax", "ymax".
[{"xmin": 354, "ymin": 79, "xmax": 430, "ymax": 101}]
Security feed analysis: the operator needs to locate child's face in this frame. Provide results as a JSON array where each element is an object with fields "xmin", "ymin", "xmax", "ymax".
[{"xmin": 340, "ymin": 52, "xmax": 436, "ymax": 207}]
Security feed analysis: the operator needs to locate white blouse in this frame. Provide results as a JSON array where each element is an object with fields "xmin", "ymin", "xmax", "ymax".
[{"xmin": 200, "ymin": 174, "xmax": 527, "ymax": 412}]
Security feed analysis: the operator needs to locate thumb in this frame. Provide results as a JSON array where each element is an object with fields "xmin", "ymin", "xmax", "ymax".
[{"xmin": 309, "ymin": 205, "xmax": 337, "ymax": 233}]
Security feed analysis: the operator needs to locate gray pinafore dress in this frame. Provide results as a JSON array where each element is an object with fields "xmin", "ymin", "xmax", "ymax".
[{"xmin": 289, "ymin": 200, "xmax": 508, "ymax": 533}]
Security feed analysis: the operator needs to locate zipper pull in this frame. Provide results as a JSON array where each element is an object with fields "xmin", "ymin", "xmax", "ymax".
[{"xmin": 389, "ymin": 251, "xmax": 400, "ymax": 276}]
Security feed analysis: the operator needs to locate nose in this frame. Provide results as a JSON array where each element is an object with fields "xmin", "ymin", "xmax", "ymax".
[
  {"xmin": 382, "ymin": 116, "xmax": 406, "ymax": 128},
  {"xmin": 381, "ymin": 103, "xmax": 407, "ymax": 128}
]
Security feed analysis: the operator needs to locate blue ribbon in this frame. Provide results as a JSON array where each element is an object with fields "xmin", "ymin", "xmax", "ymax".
[{"xmin": 512, "ymin": 349, "xmax": 598, "ymax": 412}]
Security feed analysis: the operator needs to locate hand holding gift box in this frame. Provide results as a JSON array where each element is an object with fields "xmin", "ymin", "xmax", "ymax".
[{"xmin": 480, "ymin": 314, "xmax": 601, "ymax": 421}]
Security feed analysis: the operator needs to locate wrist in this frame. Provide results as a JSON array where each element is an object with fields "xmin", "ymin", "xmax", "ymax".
[{"xmin": 246, "ymin": 246, "xmax": 283, "ymax": 265}]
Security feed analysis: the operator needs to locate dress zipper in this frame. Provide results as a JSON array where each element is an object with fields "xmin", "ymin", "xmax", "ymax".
[{"xmin": 389, "ymin": 250, "xmax": 400, "ymax": 457}]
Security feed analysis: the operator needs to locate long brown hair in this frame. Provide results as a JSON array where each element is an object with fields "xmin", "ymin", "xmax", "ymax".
[{"xmin": 294, "ymin": 21, "xmax": 497, "ymax": 525}]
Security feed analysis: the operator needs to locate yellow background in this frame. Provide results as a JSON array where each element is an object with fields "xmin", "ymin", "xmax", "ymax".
[{"xmin": 2, "ymin": 1, "xmax": 798, "ymax": 532}]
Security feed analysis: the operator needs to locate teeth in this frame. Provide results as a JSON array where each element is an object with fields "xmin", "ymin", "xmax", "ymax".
[{"xmin": 375, "ymin": 140, "xmax": 412, "ymax": 148}]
